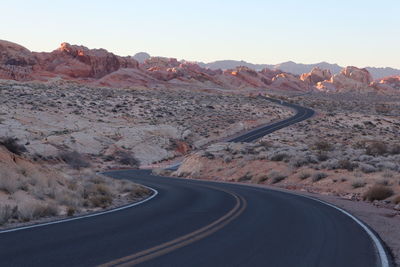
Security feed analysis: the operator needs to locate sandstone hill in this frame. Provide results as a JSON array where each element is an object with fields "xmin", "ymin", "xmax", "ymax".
[{"xmin": 0, "ymin": 40, "xmax": 399, "ymax": 94}]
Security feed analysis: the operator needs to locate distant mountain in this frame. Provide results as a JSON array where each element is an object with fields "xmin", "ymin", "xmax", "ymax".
[
  {"xmin": 365, "ymin": 67, "xmax": 400, "ymax": 80},
  {"xmin": 198, "ymin": 60, "xmax": 273, "ymax": 71},
  {"xmin": 132, "ymin": 52, "xmax": 151, "ymax": 63},
  {"xmin": 199, "ymin": 60, "xmax": 399, "ymax": 80},
  {"xmin": 272, "ymin": 61, "xmax": 342, "ymax": 76}
]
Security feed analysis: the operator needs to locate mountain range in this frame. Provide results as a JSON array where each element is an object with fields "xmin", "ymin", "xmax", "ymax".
[{"xmin": 133, "ymin": 53, "xmax": 400, "ymax": 80}]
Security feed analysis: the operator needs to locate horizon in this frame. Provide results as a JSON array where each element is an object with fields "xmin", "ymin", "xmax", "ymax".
[{"xmin": 1, "ymin": 0, "xmax": 399, "ymax": 69}]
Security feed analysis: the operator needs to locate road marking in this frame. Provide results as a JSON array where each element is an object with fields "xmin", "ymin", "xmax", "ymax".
[
  {"xmin": 300, "ymin": 195, "xmax": 390, "ymax": 267},
  {"xmin": 0, "ymin": 185, "xmax": 158, "ymax": 234},
  {"xmin": 98, "ymin": 186, "xmax": 247, "ymax": 267}
]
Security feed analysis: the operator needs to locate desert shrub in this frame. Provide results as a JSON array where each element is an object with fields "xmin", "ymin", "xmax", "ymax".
[
  {"xmin": 90, "ymin": 195, "xmax": 112, "ymax": 208},
  {"xmin": 0, "ymin": 170, "xmax": 25, "ymax": 194},
  {"xmin": 17, "ymin": 202, "xmax": 58, "ymax": 222},
  {"xmin": 338, "ymin": 159, "xmax": 356, "ymax": 171},
  {"xmin": 268, "ymin": 171, "xmax": 287, "ymax": 184},
  {"xmin": 251, "ymin": 174, "xmax": 268, "ymax": 184},
  {"xmin": 359, "ymin": 163, "xmax": 377, "ymax": 173},
  {"xmin": 393, "ymin": 195, "xmax": 400, "ymax": 204},
  {"xmin": 312, "ymin": 172, "xmax": 328, "ymax": 182},
  {"xmin": 390, "ymin": 144, "xmax": 400, "ymax": 155},
  {"xmin": 317, "ymin": 152, "xmax": 329, "ymax": 162},
  {"xmin": 363, "ymin": 185, "xmax": 393, "ymax": 201},
  {"xmin": 366, "ymin": 142, "xmax": 387, "ymax": 156},
  {"xmin": 0, "ymin": 137, "xmax": 27, "ymax": 155},
  {"xmin": 376, "ymin": 161, "xmax": 398, "ymax": 171},
  {"xmin": 270, "ymin": 152, "xmax": 290, "ymax": 162},
  {"xmin": 313, "ymin": 140, "xmax": 333, "ymax": 151},
  {"xmin": 115, "ymin": 151, "xmax": 140, "ymax": 167},
  {"xmin": 67, "ymin": 206, "xmax": 76, "ymax": 216},
  {"xmin": 352, "ymin": 180, "xmax": 366, "ymax": 189},
  {"xmin": 289, "ymin": 157, "xmax": 309, "ymax": 168},
  {"xmin": 58, "ymin": 151, "xmax": 90, "ymax": 169},
  {"xmin": 0, "ymin": 205, "xmax": 17, "ymax": 225},
  {"xmin": 298, "ymin": 172, "xmax": 311, "ymax": 180},
  {"xmin": 238, "ymin": 172, "xmax": 252, "ymax": 182}
]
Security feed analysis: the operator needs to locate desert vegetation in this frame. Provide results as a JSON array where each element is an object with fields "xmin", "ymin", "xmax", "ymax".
[{"xmin": 0, "ymin": 143, "xmax": 149, "ymax": 227}]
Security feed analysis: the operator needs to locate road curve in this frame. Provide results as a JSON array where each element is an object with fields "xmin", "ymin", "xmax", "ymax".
[
  {"xmin": 0, "ymin": 171, "xmax": 386, "ymax": 267},
  {"xmin": 0, "ymin": 96, "xmax": 392, "ymax": 267}
]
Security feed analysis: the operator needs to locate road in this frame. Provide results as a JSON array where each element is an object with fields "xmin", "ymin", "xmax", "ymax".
[{"xmin": 0, "ymin": 96, "xmax": 391, "ymax": 267}]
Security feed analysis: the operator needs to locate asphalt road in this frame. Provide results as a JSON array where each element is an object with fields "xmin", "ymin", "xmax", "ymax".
[{"xmin": 0, "ymin": 96, "xmax": 391, "ymax": 267}]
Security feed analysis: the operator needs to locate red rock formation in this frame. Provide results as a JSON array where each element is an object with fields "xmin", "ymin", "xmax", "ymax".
[
  {"xmin": 372, "ymin": 76, "xmax": 400, "ymax": 90},
  {"xmin": 34, "ymin": 43, "xmax": 139, "ymax": 79},
  {"xmin": 0, "ymin": 40, "xmax": 37, "ymax": 80},
  {"xmin": 300, "ymin": 67, "xmax": 332, "ymax": 85}
]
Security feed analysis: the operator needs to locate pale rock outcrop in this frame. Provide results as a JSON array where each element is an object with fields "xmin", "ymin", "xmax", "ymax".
[
  {"xmin": 317, "ymin": 66, "xmax": 374, "ymax": 92},
  {"xmin": 222, "ymin": 66, "xmax": 270, "ymax": 88},
  {"xmin": 271, "ymin": 73, "xmax": 310, "ymax": 91},
  {"xmin": 372, "ymin": 76, "xmax": 400, "ymax": 90},
  {"xmin": 300, "ymin": 67, "xmax": 332, "ymax": 85},
  {"xmin": 0, "ymin": 40, "xmax": 37, "ymax": 80}
]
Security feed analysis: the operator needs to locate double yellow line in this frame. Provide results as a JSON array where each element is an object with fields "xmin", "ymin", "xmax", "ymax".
[{"xmin": 98, "ymin": 186, "xmax": 247, "ymax": 267}]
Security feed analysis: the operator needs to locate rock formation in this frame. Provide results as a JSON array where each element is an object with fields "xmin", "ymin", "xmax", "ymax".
[
  {"xmin": 0, "ymin": 40, "xmax": 37, "ymax": 80},
  {"xmin": 300, "ymin": 67, "xmax": 332, "ymax": 85}
]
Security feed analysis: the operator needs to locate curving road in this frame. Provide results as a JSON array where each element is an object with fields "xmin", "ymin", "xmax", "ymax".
[{"xmin": 0, "ymin": 96, "xmax": 392, "ymax": 267}]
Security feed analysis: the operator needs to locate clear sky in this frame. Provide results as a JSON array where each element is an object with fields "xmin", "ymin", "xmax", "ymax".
[{"xmin": 1, "ymin": 0, "xmax": 399, "ymax": 68}]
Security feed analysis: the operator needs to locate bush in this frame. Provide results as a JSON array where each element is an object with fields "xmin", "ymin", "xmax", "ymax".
[
  {"xmin": 390, "ymin": 144, "xmax": 400, "ymax": 155},
  {"xmin": 251, "ymin": 174, "xmax": 268, "ymax": 184},
  {"xmin": 366, "ymin": 142, "xmax": 387, "ymax": 156},
  {"xmin": 115, "ymin": 151, "xmax": 140, "ymax": 167},
  {"xmin": 298, "ymin": 172, "xmax": 311, "ymax": 180},
  {"xmin": 363, "ymin": 185, "xmax": 393, "ymax": 201},
  {"xmin": 359, "ymin": 163, "xmax": 377, "ymax": 174},
  {"xmin": 393, "ymin": 195, "xmax": 400, "ymax": 204},
  {"xmin": 338, "ymin": 159, "xmax": 356, "ymax": 171},
  {"xmin": 0, "ymin": 205, "xmax": 17, "ymax": 225},
  {"xmin": 268, "ymin": 171, "xmax": 287, "ymax": 184},
  {"xmin": 67, "ymin": 206, "xmax": 76, "ymax": 216},
  {"xmin": 0, "ymin": 137, "xmax": 27, "ymax": 155},
  {"xmin": 58, "ymin": 151, "xmax": 90, "ymax": 169},
  {"xmin": 90, "ymin": 195, "xmax": 113, "ymax": 208},
  {"xmin": 312, "ymin": 172, "xmax": 328, "ymax": 182},
  {"xmin": 270, "ymin": 152, "xmax": 290, "ymax": 162},
  {"xmin": 352, "ymin": 180, "xmax": 366, "ymax": 189},
  {"xmin": 313, "ymin": 140, "xmax": 333, "ymax": 151},
  {"xmin": 238, "ymin": 172, "xmax": 252, "ymax": 182}
]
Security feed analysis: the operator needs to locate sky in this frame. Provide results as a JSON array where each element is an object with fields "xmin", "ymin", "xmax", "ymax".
[{"xmin": 1, "ymin": 0, "xmax": 399, "ymax": 68}]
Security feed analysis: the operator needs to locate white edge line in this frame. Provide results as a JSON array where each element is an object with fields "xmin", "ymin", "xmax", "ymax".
[
  {"xmin": 300, "ymin": 194, "xmax": 390, "ymax": 267},
  {"xmin": 0, "ymin": 184, "xmax": 158, "ymax": 234}
]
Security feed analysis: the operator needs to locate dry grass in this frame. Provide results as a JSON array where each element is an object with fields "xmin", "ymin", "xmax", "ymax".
[{"xmin": 363, "ymin": 185, "xmax": 394, "ymax": 201}]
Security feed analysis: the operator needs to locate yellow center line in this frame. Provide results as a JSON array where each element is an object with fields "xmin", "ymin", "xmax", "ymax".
[{"xmin": 98, "ymin": 186, "xmax": 247, "ymax": 267}]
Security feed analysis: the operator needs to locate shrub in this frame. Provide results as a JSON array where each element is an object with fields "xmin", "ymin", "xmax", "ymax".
[
  {"xmin": 0, "ymin": 205, "xmax": 17, "ymax": 225},
  {"xmin": 313, "ymin": 140, "xmax": 333, "ymax": 151},
  {"xmin": 90, "ymin": 195, "xmax": 113, "ymax": 208},
  {"xmin": 268, "ymin": 171, "xmax": 287, "ymax": 184},
  {"xmin": 338, "ymin": 159, "xmax": 356, "ymax": 171},
  {"xmin": 238, "ymin": 172, "xmax": 252, "ymax": 182},
  {"xmin": 351, "ymin": 180, "xmax": 366, "ymax": 189},
  {"xmin": 390, "ymin": 144, "xmax": 400, "ymax": 155},
  {"xmin": 393, "ymin": 195, "xmax": 400, "ymax": 204},
  {"xmin": 0, "ymin": 137, "xmax": 27, "ymax": 155},
  {"xmin": 58, "ymin": 151, "xmax": 90, "ymax": 169},
  {"xmin": 363, "ymin": 185, "xmax": 393, "ymax": 201},
  {"xmin": 67, "ymin": 206, "xmax": 76, "ymax": 216},
  {"xmin": 366, "ymin": 142, "xmax": 387, "ymax": 156},
  {"xmin": 251, "ymin": 174, "xmax": 268, "ymax": 184},
  {"xmin": 312, "ymin": 172, "xmax": 328, "ymax": 182},
  {"xmin": 270, "ymin": 152, "xmax": 290, "ymax": 162},
  {"xmin": 359, "ymin": 163, "xmax": 377, "ymax": 174},
  {"xmin": 298, "ymin": 172, "xmax": 311, "ymax": 180},
  {"xmin": 115, "ymin": 151, "xmax": 140, "ymax": 167}
]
